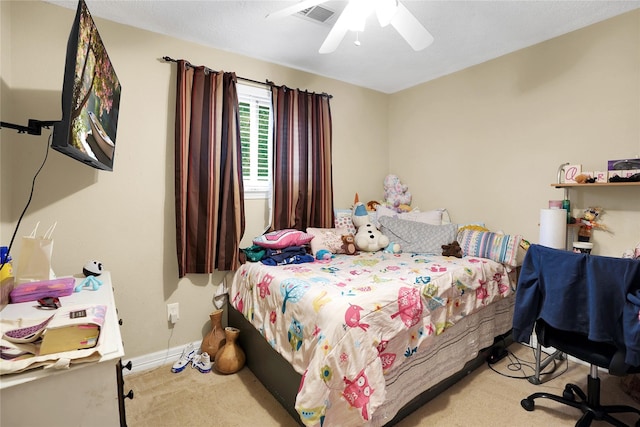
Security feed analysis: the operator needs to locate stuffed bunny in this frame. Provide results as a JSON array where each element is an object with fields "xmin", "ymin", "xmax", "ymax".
[{"xmin": 383, "ymin": 174, "xmax": 412, "ymax": 208}]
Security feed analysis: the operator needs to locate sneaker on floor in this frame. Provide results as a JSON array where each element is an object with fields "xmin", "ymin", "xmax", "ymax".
[
  {"xmin": 193, "ymin": 352, "xmax": 212, "ymax": 373},
  {"xmin": 171, "ymin": 343, "xmax": 197, "ymax": 373}
]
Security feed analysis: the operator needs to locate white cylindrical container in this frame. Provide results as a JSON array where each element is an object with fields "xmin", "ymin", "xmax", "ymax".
[
  {"xmin": 572, "ymin": 241, "xmax": 593, "ymax": 254},
  {"xmin": 539, "ymin": 208, "xmax": 567, "ymax": 250}
]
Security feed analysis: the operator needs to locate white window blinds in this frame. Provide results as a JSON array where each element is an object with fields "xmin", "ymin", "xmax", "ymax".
[{"xmin": 238, "ymin": 83, "xmax": 272, "ymax": 198}]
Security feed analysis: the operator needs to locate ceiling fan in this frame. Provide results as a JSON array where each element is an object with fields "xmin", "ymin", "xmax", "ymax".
[{"xmin": 266, "ymin": 0, "xmax": 434, "ymax": 54}]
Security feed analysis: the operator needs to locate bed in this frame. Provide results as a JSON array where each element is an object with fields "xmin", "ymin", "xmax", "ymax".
[{"xmin": 227, "ymin": 244, "xmax": 520, "ymax": 426}]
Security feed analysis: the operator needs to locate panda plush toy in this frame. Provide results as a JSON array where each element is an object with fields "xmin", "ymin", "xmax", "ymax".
[{"xmin": 83, "ymin": 260, "xmax": 104, "ymax": 277}]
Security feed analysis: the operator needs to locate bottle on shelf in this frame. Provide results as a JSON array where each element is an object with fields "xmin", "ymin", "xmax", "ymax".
[{"xmin": 0, "ymin": 246, "xmax": 14, "ymax": 307}]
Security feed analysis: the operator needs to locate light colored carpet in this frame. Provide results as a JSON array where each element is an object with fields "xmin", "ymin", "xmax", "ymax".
[{"xmin": 124, "ymin": 343, "xmax": 640, "ymax": 426}]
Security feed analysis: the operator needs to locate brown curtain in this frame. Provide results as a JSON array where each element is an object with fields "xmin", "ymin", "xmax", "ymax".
[
  {"xmin": 270, "ymin": 86, "xmax": 334, "ymax": 231},
  {"xmin": 174, "ymin": 60, "xmax": 245, "ymax": 277}
]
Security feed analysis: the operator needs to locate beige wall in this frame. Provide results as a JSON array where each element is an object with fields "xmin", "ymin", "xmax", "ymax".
[
  {"xmin": 389, "ymin": 9, "xmax": 640, "ymax": 256},
  {"xmin": 0, "ymin": 1, "xmax": 387, "ymax": 359},
  {"xmin": 0, "ymin": 1, "xmax": 11, "ymax": 234},
  {"xmin": 1, "ymin": 2, "xmax": 639, "ymax": 361}
]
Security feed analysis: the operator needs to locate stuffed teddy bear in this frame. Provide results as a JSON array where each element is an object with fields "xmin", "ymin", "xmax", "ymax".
[
  {"xmin": 383, "ymin": 174, "xmax": 412, "ymax": 211},
  {"xmin": 441, "ymin": 241, "xmax": 462, "ymax": 258},
  {"xmin": 341, "ymin": 234, "xmax": 358, "ymax": 255},
  {"xmin": 352, "ymin": 202, "xmax": 390, "ymax": 252}
]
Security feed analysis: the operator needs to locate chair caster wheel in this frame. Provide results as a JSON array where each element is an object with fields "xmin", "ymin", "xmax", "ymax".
[
  {"xmin": 562, "ymin": 388, "xmax": 575, "ymax": 401},
  {"xmin": 521, "ymin": 398, "xmax": 535, "ymax": 412}
]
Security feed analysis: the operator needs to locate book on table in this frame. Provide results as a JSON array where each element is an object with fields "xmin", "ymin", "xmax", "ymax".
[
  {"xmin": 38, "ymin": 305, "xmax": 107, "ymax": 355},
  {"xmin": 3, "ymin": 304, "xmax": 107, "ymax": 356}
]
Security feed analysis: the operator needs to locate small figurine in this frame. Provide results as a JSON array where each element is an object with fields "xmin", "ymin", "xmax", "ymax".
[
  {"xmin": 577, "ymin": 207, "xmax": 608, "ymax": 242},
  {"xmin": 83, "ymin": 260, "xmax": 104, "ymax": 276},
  {"xmin": 74, "ymin": 275, "xmax": 103, "ymax": 292}
]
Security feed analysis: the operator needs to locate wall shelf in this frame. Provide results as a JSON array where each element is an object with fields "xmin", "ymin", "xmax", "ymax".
[{"xmin": 552, "ymin": 182, "xmax": 640, "ymax": 188}]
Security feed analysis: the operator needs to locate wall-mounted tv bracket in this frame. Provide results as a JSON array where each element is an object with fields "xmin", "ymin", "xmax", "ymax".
[{"xmin": 1, "ymin": 119, "xmax": 60, "ymax": 135}]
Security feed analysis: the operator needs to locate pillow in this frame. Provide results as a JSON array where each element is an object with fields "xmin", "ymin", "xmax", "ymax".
[
  {"xmin": 374, "ymin": 204, "xmax": 398, "ymax": 223},
  {"xmin": 334, "ymin": 208, "xmax": 376, "ymax": 234},
  {"xmin": 253, "ymin": 229, "xmax": 314, "ymax": 249},
  {"xmin": 440, "ymin": 208, "xmax": 452, "ymax": 224},
  {"xmin": 374, "ymin": 205, "xmax": 443, "ymax": 228},
  {"xmin": 306, "ymin": 227, "xmax": 349, "ymax": 256},
  {"xmin": 334, "ymin": 209, "xmax": 357, "ymax": 235},
  {"xmin": 457, "ymin": 223, "xmax": 488, "ymax": 232},
  {"xmin": 378, "ymin": 216, "xmax": 457, "ymax": 254},
  {"xmin": 400, "ymin": 209, "xmax": 443, "ymax": 225},
  {"xmin": 457, "ymin": 229, "xmax": 523, "ymax": 267}
]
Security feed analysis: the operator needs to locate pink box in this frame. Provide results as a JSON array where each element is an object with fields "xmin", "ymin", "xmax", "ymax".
[{"xmin": 9, "ymin": 277, "xmax": 76, "ymax": 303}]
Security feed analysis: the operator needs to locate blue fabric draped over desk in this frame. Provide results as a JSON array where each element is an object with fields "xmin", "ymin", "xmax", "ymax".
[{"xmin": 512, "ymin": 244, "xmax": 640, "ymax": 366}]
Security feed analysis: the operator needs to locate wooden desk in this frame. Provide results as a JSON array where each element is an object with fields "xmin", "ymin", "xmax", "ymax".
[{"xmin": 0, "ymin": 272, "xmax": 124, "ymax": 426}]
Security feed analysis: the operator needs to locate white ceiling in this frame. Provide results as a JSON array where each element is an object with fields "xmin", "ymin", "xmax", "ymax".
[{"xmin": 45, "ymin": 1, "xmax": 640, "ymax": 94}]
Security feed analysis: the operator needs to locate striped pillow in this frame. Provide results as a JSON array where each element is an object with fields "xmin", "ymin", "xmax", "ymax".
[{"xmin": 457, "ymin": 229, "xmax": 522, "ymax": 267}]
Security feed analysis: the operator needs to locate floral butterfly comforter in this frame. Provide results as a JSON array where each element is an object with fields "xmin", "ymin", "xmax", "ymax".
[{"xmin": 229, "ymin": 251, "xmax": 514, "ymax": 426}]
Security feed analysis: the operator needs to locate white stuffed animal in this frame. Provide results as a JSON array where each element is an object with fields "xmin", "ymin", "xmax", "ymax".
[
  {"xmin": 352, "ymin": 202, "xmax": 390, "ymax": 252},
  {"xmin": 383, "ymin": 174, "xmax": 412, "ymax": 209}
]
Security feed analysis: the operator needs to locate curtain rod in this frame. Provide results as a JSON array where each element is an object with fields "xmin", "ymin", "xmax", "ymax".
[
  {"xmin": 162, "ymin": 56, "xmax": 332, "ymax": 99},
  {"xmin": 162, "ymin": 56, "xmax": 267, "ymax": 87}
]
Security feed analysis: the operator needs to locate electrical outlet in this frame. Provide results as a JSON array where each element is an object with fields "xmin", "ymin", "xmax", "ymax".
[{"xmin": 167, "ymin": 303, "xmax": 179, "ymax": 324}]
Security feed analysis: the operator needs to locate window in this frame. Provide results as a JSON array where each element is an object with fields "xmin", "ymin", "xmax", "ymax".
[{"xmin": 238, "ymin": 83, "xmax": 272, "ymax": 199}]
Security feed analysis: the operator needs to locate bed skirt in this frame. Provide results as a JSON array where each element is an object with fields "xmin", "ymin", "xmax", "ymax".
[{"xmin": 227, "ymin": 294, "xmax": 515, "ymax": 426}]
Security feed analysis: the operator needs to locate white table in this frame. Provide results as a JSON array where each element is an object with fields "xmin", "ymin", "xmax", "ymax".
[{"xmin": 0, "ymin": 272, "xmax": 125, "ymax": 426}]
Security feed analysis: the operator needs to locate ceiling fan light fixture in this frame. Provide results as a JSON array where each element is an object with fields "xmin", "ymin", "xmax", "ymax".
[
  {"xmin": 348, "ymin": 15, "xmax": 366, "ymax": 32},
  {"xmin": 345, "ymin": 0, "xmax": 371, "ymax": 32},
  {"xmin": 267, "ymin": 0, "xmax": 432, "ymax": 54},
  {"xmin": 375, "ymin": 0, "xmax": 398, "ymax": 27}
]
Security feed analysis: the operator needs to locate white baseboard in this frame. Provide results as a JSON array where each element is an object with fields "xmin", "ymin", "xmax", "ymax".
[{"xmin": 122, "ymin": 340, "xmax": 200, "ymax": 376}]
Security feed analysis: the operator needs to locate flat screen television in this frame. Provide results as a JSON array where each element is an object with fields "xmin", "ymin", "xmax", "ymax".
[{"xmin": 52, "ymin": 0, "xmax": 121, "ymax": 171}]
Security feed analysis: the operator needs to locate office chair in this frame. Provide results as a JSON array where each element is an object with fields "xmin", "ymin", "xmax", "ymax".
[
  {"xmin": 521, "ymin": 319, "xmax": 640, "ymax": 426},
  {"xmin": 512, "ymin": 244, "xmax": 640, "ymax": 427}
]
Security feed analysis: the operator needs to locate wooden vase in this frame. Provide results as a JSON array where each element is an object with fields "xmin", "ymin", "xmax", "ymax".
[
  {"xmin": 214, "ymin": 327, "xmax": 245, "ymax": 374},
  {"xmin": 200, "ymin": 309, "xmax": 226, "ymax": 357}
]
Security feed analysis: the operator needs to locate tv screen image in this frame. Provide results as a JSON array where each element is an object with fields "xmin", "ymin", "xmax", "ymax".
[{"xmin": 52, "ymin": 0, "xmax": 121, "ymax": 171}]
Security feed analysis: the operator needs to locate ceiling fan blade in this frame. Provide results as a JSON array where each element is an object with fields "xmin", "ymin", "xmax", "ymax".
[
  {"xmin": 390, "ymin": 2, "xmax": 434, "ymax": 51},
  {"xmin": 266, "ymin": 0, "xmax": 325, "ymax": 20},
  {"xmin": 318, "ymin": 3, "xmax": 353, "ymax": 54}
]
